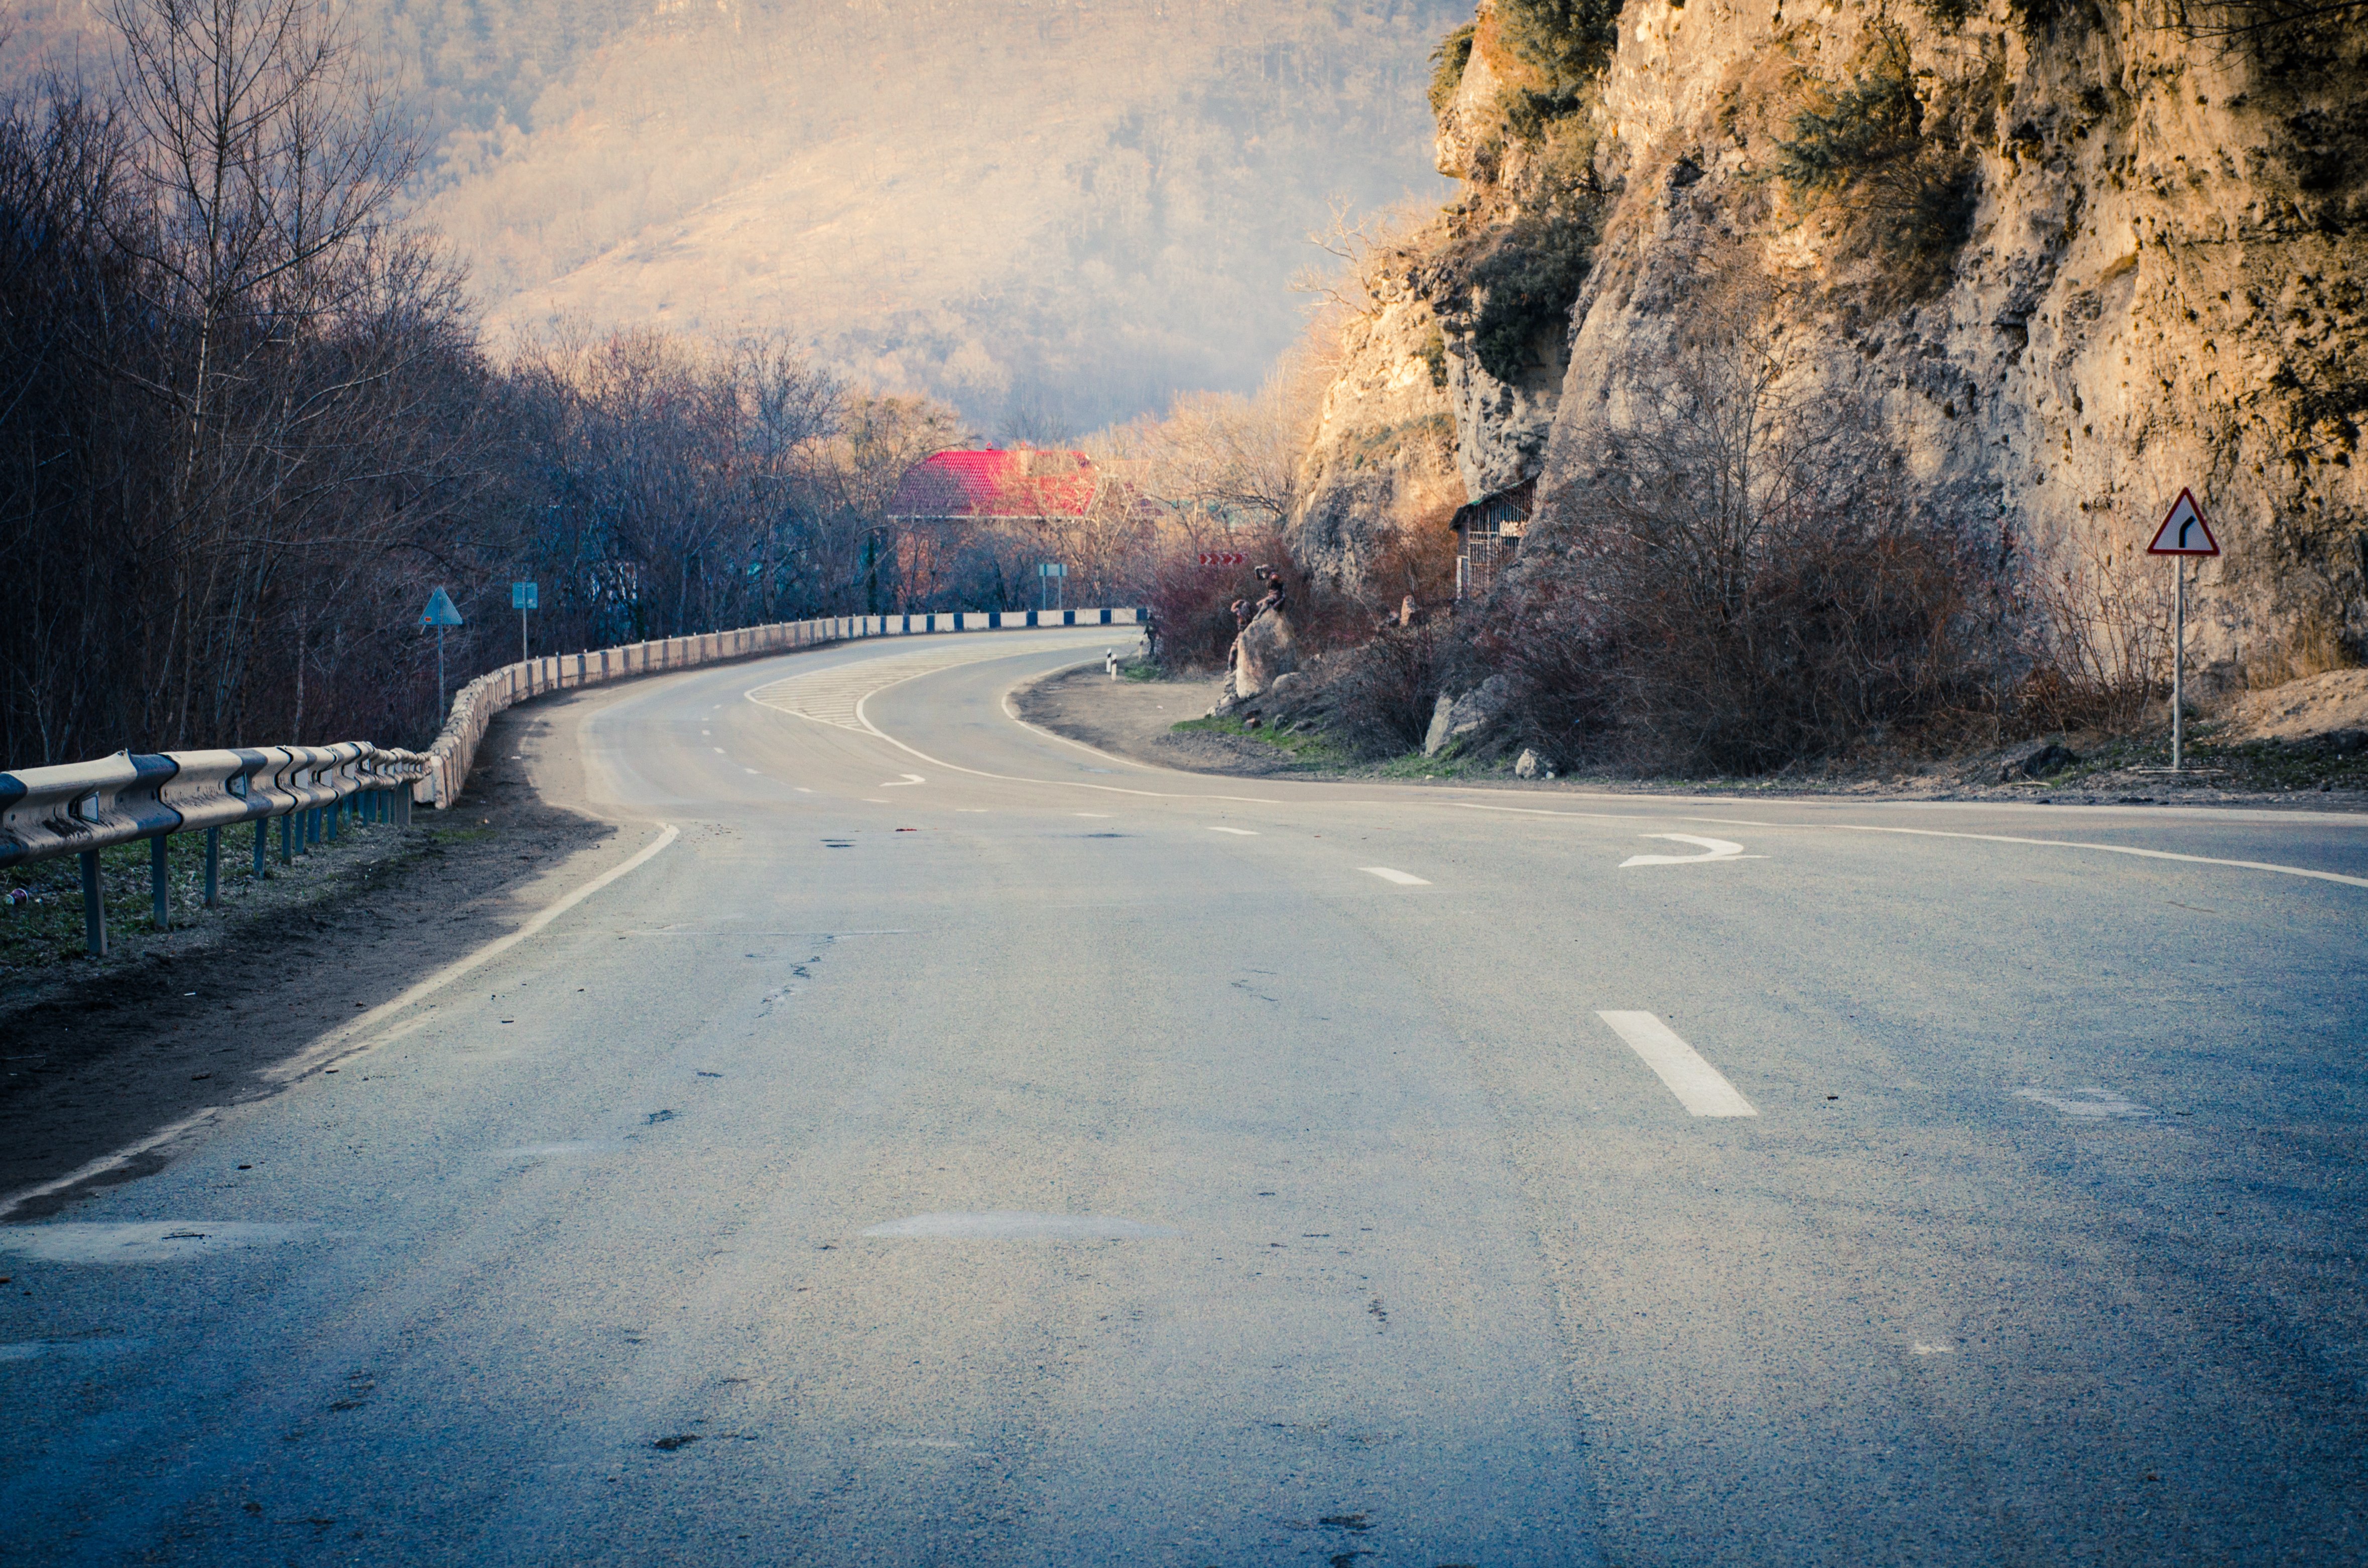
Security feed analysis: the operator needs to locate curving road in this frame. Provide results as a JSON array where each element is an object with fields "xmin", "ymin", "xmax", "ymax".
[{"xmin": 4, "ymin": 628, "xmax": 2364, "ymax": 1566}]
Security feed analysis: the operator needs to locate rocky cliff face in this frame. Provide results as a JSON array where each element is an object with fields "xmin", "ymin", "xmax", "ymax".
[
  {"xmin": 1293, "ymin": 0, "xmax": 2368, "ymax": 683},
  {"xmin": 1285, "ymin": 284, "xmax": 1462, "ymax": 585}
]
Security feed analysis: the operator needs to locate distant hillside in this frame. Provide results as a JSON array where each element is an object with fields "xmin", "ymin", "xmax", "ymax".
[{"xmin": 5, "ymin": 1, "xmax": 1463, "ymax": 428}]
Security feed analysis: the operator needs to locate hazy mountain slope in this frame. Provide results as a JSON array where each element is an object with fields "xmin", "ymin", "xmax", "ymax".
[
  {"xmin": 420, "ymin": 0, "xmax": 1467, "ymax": 425},
  {"xmin": 3, "ymin": 1, "xmax": 1464, "ymax": 427}
]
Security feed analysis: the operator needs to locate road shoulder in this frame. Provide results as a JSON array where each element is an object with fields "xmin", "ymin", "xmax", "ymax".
[{"xmin": 0, "ymin": 683, "xmax": 662, "ymax": 1219}]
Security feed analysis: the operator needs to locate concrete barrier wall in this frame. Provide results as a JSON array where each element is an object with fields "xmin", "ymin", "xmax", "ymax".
[
  {"xmin": 1, "ymin": 605, "xmax": 1146, "ymax": 871},
  {"xmin": 414, "ymin": 606, "xmax": 1142, "ymax": 810}
]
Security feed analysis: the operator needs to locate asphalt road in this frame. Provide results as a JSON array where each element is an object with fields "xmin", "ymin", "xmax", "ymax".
[{"xmin": 4, "ymin": 628, "xmax": 2364, "ymax": 1567}]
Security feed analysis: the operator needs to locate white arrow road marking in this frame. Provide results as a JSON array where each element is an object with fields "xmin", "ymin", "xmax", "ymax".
[
  {"xmin": 1620, "ymin": 834, "xmax": 1763, "ymax": 868},
  {"xmin": 1361, "ymin": 866, "xmax": 1430, "ymax": 885},
  {"xmin": 1596, "ymin": 1011, "xmax": 1759, "ymax": 1117},
  {"xmin": 1208, "ymin": 826, "xmax": 1259, "ymax": 836},
  {"xmin": 879, "ymin": 773, "xmax": 926, "ymax": 788}
]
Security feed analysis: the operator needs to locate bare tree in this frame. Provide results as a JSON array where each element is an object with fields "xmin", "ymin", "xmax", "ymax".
[{"xmin": 103, "ymin": 0, "xmax": 435, "ymax": 744}]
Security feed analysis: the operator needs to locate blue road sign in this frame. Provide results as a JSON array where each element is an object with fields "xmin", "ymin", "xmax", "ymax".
[
  {"xmin": 1038, "ymin": 563, "xmax": 1065, "ymax": 578},
  {"xmin": 512, "ymin": 581, "xmax": 540, "ymax": 610},
  {"xmin": 420, "ymin": 587, "xmax": 465, "ymax": 627}
]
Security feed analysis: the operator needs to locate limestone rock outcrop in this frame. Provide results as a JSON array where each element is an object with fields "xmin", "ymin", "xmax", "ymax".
[
  {"xmin": 1285, "ymin": 281, "xmax": 1463, "ymax": 586},
  {"xmin": 1295, "ymin": 0, "xmax": 2368, "ymax": 678}
]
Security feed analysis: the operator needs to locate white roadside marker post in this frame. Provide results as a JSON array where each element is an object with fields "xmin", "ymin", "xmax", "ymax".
[{"xmin": 2146, "ymin": 489, "xmax": 2220, "ymax": 774}]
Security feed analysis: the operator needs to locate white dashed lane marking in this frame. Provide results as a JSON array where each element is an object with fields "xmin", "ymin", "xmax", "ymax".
[
  {"xmin": 2016, "ymin": 1085, "xmax": 2151, "ymax": 1119},
  {"xmin": 1596, "ymin": 1011, "xmax": 1758, "ymax": 1118},
  {"xmin": 1208, "ymin": 827, "xmax": 1258, "ymax": 836},
  {"xmin": 1360, "ymin": 867, "xmax": 1429, "ymax": 886}
]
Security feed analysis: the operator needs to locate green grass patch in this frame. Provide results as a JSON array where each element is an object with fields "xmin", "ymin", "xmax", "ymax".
[
  {"xmin": 1370, "ymin": 749, "xmax": 1503, "ymax": 780},
  {"xmin": 1171, "ymin": 715, "xmax": 1347, "ymax": 765}
]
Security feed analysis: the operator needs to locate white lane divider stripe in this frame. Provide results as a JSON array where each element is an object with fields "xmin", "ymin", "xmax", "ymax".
[
  {"xmin": 1209, "ymin": 826, "xmax": 1259, "ymax": 836},
  {"xmin": 1596, "ymin": 1011, "xmax": 1758, "ymax": 1117},
  {"xmin": 1361, "ymin": 866, "xmax": 1430, "ymax": 885}
]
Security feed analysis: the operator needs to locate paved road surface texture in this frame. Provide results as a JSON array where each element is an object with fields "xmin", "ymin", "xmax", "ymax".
[{"xmin": 4, "ymin": 629, "xmax": 2363, "ymax": 1566}]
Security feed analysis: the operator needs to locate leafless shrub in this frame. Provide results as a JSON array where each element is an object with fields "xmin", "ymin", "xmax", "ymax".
[
  {"xmin": 1517, "ymin": 266, "xmax": 2008, "ymax": 772},
  {"xmin": 2019, "ymin": 529, "xmax": 2173, "ymax": 733},
  {"xmin": 1321, "ymin": 618, "xmax": 1462, "ymax": 758}
]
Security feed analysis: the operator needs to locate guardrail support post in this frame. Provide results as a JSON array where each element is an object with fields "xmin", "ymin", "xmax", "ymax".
[
  {"xmin": 204, "ymin": 827, "xmax": 219, "ymax": 907},
  {"xmin": 305, "ymin": 808, "xmax": 319, "ymax": 850},
  {"xmin": 150, "ymin": 835, "xmax": 169, "ymax": 930},
  {"xmin": 255, "ymin": 818, "xmax": 269, "ymax": 877},
  {"xmin": 325, "ymin": 799, "xmax": 339, "ymax": 841},
  {"xmin": 281, "ymin": 813, "xmax": 294, "ymax": 864},
  {"xmin": 80, "ymin": 849, "xmax": 106, "ymax": 957}
]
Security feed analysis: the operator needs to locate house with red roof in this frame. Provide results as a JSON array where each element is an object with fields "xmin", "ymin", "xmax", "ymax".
[
  {"xmin": 880, "ymin": 447, "xmax": 1109, "ymax": 609},
  {"xmin": 888, "ymin": 448, "xmax": 1100, "ymax": 523}
]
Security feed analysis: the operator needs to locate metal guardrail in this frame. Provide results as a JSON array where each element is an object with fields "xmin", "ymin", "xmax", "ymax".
[
  {"xmin": 0, "ymin": 744, "xmax": 429, "ymax": 955},
  {"xmin": 2, "ymin": 606, "xmax": 1143, "ymax": 955}
]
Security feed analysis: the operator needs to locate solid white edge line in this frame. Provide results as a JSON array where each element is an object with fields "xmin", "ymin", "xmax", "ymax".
[
  {"xmin": 264, "ymin": 820, "xmax": 684, "ymax": 1083},
  {"xmin": 1443, "ymin": 800, "xmax": 2368, "ymax": 891},
  {"xmin": 742, "ymin": 643, "xmax": 1288, "ymax": 806},
  {"xmin": 725, "ymin": 632, "xmax": 2367, "ymax": 894},
  {"xmin": 1, "ymin": 820, "xmax": 682, "ymax": 1221},
  {"xmin": 1596, "ymin": 1011, "xmax": 1759, "ymax": 1118},
  {"xmin": 1828, "ymin": 824, "xmax": 2368, "ymax": 890},
  {"xmin": 0, "ymin": 1108, "xmax": 221, "ymax": 1222}
]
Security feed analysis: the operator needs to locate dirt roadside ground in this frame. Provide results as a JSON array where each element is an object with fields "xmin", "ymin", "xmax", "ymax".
[
  {"xmin": 0, "ymin": 677, "xmax": 667, "ymax": 1219},
  {"xmin": 1017, "ymin": 665, "xmax": 2368, "ymax": 806}
]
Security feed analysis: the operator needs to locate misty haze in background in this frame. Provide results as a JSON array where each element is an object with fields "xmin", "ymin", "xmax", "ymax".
[{"xmin": 5, "ymin": 0, "xmax": 1462, "ymax": 430}]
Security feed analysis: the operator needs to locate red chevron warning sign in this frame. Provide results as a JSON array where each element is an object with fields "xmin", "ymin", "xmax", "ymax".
[
  {"xmin": 1198, "ymin": 551, "xmax": 1247, "ymax": 567},
  {"xmin": 2147, "ymin": 490, "xmax": 2219, "ymax": 556}
]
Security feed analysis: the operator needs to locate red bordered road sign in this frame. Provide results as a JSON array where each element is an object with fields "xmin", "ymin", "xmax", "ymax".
[{"xmin": 2147, "ymin": 489, "xmax": 2220, "ymax": 556}]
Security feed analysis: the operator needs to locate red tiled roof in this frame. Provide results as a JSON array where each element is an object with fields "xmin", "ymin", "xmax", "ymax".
[{"xmin": 888, "ymin": 449, "xmax": 1099, "ymax": 520}]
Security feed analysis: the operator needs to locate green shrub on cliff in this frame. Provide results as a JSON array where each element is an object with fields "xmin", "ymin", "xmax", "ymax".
[
  {"xmin": 1499, "ymin": 0, "xmax": 1628, "ymax": 90},
  {"xmin": 1429, "ymin": 22, "xmax": 1476, "ymax": 117},
  {"xmin": 1469, "ymin": 209, "xmax": 1598, "ymax": 381},
  {"xmin": 1771, "ymin": 24, "xmax": 1978, "ymax": 295}
]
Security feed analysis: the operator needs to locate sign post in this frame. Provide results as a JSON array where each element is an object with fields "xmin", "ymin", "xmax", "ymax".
[
  {"xmin": 2146, "ymin": 489, "xmax": 2221, "ymax": 772},
  {"xmin": 512, "ymin": 581, "xmax": 539, "ymax": 664},
  {"xmin": 419, "ymin": 587, "xmax": 465, "ymax": 718},
  {"xmin": 1038, "ymin": 561, "xmax": 1066, "ymax": 613}
]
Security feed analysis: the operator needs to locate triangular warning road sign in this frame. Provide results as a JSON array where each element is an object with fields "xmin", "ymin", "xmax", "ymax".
[
  {"xmin": 419, "ymin": 586, "xmax": 465, "ymax": 627},
  {"xmin": 2147, "ymin": 489, "xmax": 2219, "ymax": 556}
]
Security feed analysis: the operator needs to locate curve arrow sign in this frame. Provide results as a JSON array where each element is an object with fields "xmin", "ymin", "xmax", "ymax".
[{"xmin": 1620, "ymin": 834, "xmax": 1760, "ymax": 868}]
